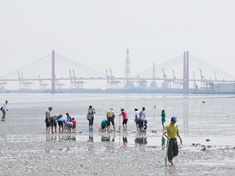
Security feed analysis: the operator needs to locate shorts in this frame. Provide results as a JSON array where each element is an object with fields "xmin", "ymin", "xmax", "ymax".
[
  {"xmin": 107, "ymin": 117, "xmax": 115, "ymax": 126},
  {"xmin": 50, "ymin": 119, "xmax": 57, "ymax": 127},
  {"xmin": 138, "ymin": 119, "xmax": 143, "ymax": 129},
  {"xmin": 122, "ymin": 119, "xmax": 128, "ymax": 125},
  {"xmin": 58, "ymin": 121, "xmax": 63, "ymax": 127},
  {"xmin": 45, "ymin": 119, "xmax": 51, "ymax": 127},
  {"xmin": 72, "ymin": 125, "xmax": 76, "ymax": 129},
  {"xmin": 88, "ymin": 118, "xmax": 94, "ymax": 126},
  {"xmin": 67, "ymin": 122, "xmax": 73, "ymax": 128},
  {"xmin": 101, "ymin": 125, "xmax": 106, "ymax": 129},
  {"xmin": 167, "ymin": 139, "xmax": 179, "ymax": 160},
  {"xmin": 135, "ymin": 118, "xmax": 139, "ymax": 124}
]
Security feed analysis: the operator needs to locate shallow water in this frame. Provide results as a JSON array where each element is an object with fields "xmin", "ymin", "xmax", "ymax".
[{"xmin": 0, "ymin": 93, "xmax": 235, "ymax": 175}]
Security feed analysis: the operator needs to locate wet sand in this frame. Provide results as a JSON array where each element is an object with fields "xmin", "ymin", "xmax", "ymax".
[
  {"xmin": 0, "ymin": 131, "xmax": 234, "ymax": 176},
  {"xmin": 0, "ymin": 93, "xmax": 235, "ymax": 175}
]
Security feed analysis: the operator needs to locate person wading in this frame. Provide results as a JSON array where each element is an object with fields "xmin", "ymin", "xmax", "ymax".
[
  {"xmin": 1, "ymin": 100, "xmax": 8, "ymax": 121},
  {"xmin": 164, "ymin": 116, "xmax": 182, "ymax": 166},
  {"xmin": 107, "ymin": 108, "xmax": 115, "ymax": 133},
  {"xmin": 87, "ymin": 105, "xmax": 96, "ymax": 132},
  {"xmin": 45, "ymin": 107, "xmax": 52, "ymax": 134}
]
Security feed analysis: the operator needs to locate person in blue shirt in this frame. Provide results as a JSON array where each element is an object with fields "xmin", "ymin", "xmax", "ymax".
[
  {"xmin": 66, "ymin": 112, "xmax": 72, "ymax": 122},
  {"xmin": 57, "ymin": 118, "xmax": 66, "ymax": 133}
]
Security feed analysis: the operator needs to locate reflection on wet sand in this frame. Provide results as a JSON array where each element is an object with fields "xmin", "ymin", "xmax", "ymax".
[
  {"xmin": 88, "ymin": 133, "xmax": 94, "ymax": 142},
  {"xmin": 135, "ymin": 136, "xmax": 147, "ymax": 147},
  {"xmin": 100, "ymin": 133, "xmax": 116, "ymax": 143},
  {"xmin": 161, "ymin": 134, "xmax": 166, "ymax": 150},
  {"xmin": 46, "ymin": 134, "xmax": 76, "ymax": 142},
  {"xmin": 123, "ymin": 136, "xmax": 128, "ymax": 147},
  {"xmin": 101, "ymin": 134, "xmax": 110, "ymax": 142}
]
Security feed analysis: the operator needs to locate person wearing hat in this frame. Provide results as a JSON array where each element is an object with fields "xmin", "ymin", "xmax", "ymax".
[{"xmin": 164, "ymin": 116, "xmax": 183, "ymax": 166}]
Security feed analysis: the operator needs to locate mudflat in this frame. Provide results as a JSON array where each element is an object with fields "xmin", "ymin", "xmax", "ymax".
[{"xmin": 0, "ymin": 93, "xmax": 235, "ymax": 175}]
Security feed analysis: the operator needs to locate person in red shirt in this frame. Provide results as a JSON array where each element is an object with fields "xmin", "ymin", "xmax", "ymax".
[
  {"xmin": 72, "ymin": 118, "xmax": 76, "ymax": 133},
  {"xmin": 119, "ymin": 108, "xmax": 128, "ymax": 131}
]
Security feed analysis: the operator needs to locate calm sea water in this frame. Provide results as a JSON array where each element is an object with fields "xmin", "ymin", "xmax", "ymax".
[{"xmin": 0, "ymin": 93, "xmax": 235, "ymax": 146}]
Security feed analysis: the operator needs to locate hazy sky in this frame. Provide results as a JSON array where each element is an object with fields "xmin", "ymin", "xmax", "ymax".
[{"xmin": 1, "ymin": 0, "xmax": 235, "ymax": 78}]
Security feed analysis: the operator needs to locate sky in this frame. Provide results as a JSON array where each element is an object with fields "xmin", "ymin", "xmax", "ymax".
[{"xmin": 1, "ymin": 0, "xmax": 235, "ymax": 80}]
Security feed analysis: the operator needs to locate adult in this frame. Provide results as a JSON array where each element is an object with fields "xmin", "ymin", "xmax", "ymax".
[
  {"xmin": 164, "ymin": 117, "xmax": 183, "ymax": 166},
  {"xmin": 50, "ymin": 114, "xmax": 62, "ymax": 133},
  {"xmin": 161, "ymin": 109, "xmax": 166, "ymax": 129},
  {"xmin": 87, "ymin": 105, "xmax": 96, "ymax": 131},
  {"xmin": 57, "ymin": 117, "xmax": 66, "ymax": 133},
  {"xmin": 107, "ymin": 108, "xmax": 115, "ymax": 133},
  {"xmin": 134, "ymin": 108, "xmax": 139, "ymax": 131},
  {"xmin": 45, "ymin": 107, "xmax": 52, "ymax": 134},
  {"xmin": 1, "ymin": 100, "xmax": 8, "ymax": 121},
  {"xmin": 138, "ymin": 107, "xmax": 146, "ymax": 132},
  {"xmin": 119, "ymin": 108, "xmax": 128, "ymax": 131}
]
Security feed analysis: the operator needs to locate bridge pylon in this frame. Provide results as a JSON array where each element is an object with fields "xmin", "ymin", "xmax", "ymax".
[
  {"xmin": 52, "ymin": 50, "xmax": 56, "ymax": 92},
  {"xmin": 183, "ymin": 51, "xmax": 189, "ymax": 93}
]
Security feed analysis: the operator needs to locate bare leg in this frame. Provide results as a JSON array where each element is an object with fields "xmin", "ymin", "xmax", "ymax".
[{"xmin": 168, "ymin": 160, "xmax": 174, "ymax": 166}]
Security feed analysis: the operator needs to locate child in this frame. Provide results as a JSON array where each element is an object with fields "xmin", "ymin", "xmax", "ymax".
[
  {"xmin": 72, "ymin": 118, "xmax": 76, "ymax": 133},
  {"xmin": 134, "ymin": 108, "xmax": 139, "ymax": 131},
  {"xmin": 99, "ymin": 119, "xmax": 107, "ymax": 132},
  {"xmin": 67, "ymin": 121, "xmax": 73, "ymax": 133},
  {"xmin": 143, "ymin": 119, "xmax": 148, "ymax": 133},
  {"xmin": 161, "ymin": 109, "xmax": 166, "ymax": 129}
]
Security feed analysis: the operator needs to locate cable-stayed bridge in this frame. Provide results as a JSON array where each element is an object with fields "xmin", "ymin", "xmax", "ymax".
[{"xmin": 0, "ymin": 50, "xmax": 234, "ymax": 93}]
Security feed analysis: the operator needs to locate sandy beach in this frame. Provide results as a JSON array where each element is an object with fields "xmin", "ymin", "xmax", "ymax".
[{"xmin": 0, "ymin": 93, "xmax": 235, "ymax": 175}]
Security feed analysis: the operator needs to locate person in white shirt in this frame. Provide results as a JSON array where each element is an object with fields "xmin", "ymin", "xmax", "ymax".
[
  {"xmin": 134, "ymin": 108, "xmax": 139, "ymax": 131},
  {"xmin": 1, "ymin": 100, "xmax": 8, "ymax": 121}
]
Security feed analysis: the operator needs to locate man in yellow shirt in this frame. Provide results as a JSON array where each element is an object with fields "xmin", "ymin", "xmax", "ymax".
[{"xmin": 164, "ymin": 117, "xmax": 182, "ymax": 166}]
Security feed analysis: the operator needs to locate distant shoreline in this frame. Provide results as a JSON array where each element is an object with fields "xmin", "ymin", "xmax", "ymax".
[{"xmin": 1, "ymin": 89, "xmax": 235, "ymax": 94}]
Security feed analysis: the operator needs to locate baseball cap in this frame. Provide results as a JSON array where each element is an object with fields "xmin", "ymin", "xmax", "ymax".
[{"xmin": 171, "ymin": 117, "xmax": 177, "ymax": 122}]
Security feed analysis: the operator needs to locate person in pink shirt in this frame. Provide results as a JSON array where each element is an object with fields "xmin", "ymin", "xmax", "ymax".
[{"xmin": 119, "ymin": 108, "xmax": 128, "ymax": 131}]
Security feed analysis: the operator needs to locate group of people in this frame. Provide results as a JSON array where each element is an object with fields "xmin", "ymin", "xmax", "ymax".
[
  {"xmin": 1, "ymin": 100, "xmax": 8, "ymax": 121},
  {"xmin": 99, "ymin": 107, "xmax": 148, "ymax": 133},
  {"xmin": 45, "ymin": 107, "xmax": 76, "ymax": 134},
  {"xmin": 44, "ymin": 105, "xmax": 182, "ymax": 166}
]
